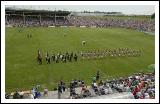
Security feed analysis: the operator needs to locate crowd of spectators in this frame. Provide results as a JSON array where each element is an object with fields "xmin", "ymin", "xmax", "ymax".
[
  {"xmin": 67, "ymin": 71, "xmax": 155, "ymax": 99},
  {"xmin": 40, "ymin": 17, "xmax": 55, "ymax": 26},
  {"xmin": 67, "ymin": 16, "xmax": 155, "ymax": 32},
  {"xmin": 96, "ymin": 72, "xmax": 155, "ymax": 99},
  {"xmin": 5, "ymin": 71, "xmax": 155, "ymax": 99},
  {"xmin": 55, "ymin": 71, "xmax": 155, "ymax": 99},
  {"xmin": 6, "ymin": 15, "xmax": 155, "ymax": 32},
  {"xmin": 6, "ymin": 15, "xmax": 23, "ymax": 26}
]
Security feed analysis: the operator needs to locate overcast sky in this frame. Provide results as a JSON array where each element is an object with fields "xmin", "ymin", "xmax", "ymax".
[{"xmin": 6, "ymin": 5, "xmax": 155, "ymax": 15}]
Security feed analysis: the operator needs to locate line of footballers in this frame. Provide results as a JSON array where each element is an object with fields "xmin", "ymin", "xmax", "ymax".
[
  {"xmin": 40, "ymin": 48, "xmax": 141, "ymax": 64},
  {"xmin": 80, "ymin": 48, "xmax": 141, "ymax": 60},
  {"xmin": 45, "ymin": 52, "xmax": 78, "ymax": 64}
]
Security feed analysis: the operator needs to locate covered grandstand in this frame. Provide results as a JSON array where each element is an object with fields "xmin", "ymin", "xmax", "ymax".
[{"xmin": 5, "ymin": 8, "xmax": 71, "ymax": 27}]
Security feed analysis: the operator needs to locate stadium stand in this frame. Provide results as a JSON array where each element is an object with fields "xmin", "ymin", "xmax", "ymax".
[
  {"xmin": 6, "ymin": 72, "xmax": 155, "ymax": 99},
  {"xmin": 5, "ymin": 9, "xmax": 155, "ymax": 33},
  {"xmin": 5, "ymin": 8, "xmax": 70, "ymax": 27}
]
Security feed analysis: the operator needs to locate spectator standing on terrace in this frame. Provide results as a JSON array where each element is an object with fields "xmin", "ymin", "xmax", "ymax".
[
  {"xmin": 34, "ymin": 87, "xmax": 41, "ymax": 99},
  {"xmin": 13, "ymin": 91, "xmax": 20, "ymax": 99},
  {"xmin": 19, "ymin": 90, "xmax": 24, "ymax": 99},
  {"xmin": 30, "ymin": 93, "xmax": 34, "ymax": 99},
  {"xmin": 60, "ymin": 80, "xmax": 66, "ymax": 92},
  {"xmin": 44, "ymin": 88, "xmax": 48, "ymax": 96},
  {"xmin": 31, "ymin": 88, "xmax": 36, "ymax": 99},
  {"xmin": 58, "ymin": 83, "xmax": 62, "ymax": 99}
]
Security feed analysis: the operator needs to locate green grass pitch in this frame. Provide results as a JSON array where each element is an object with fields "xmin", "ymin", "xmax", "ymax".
[{"xmin": 5, "ymin": 27, "xmax": 155, "ymax": 92}]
